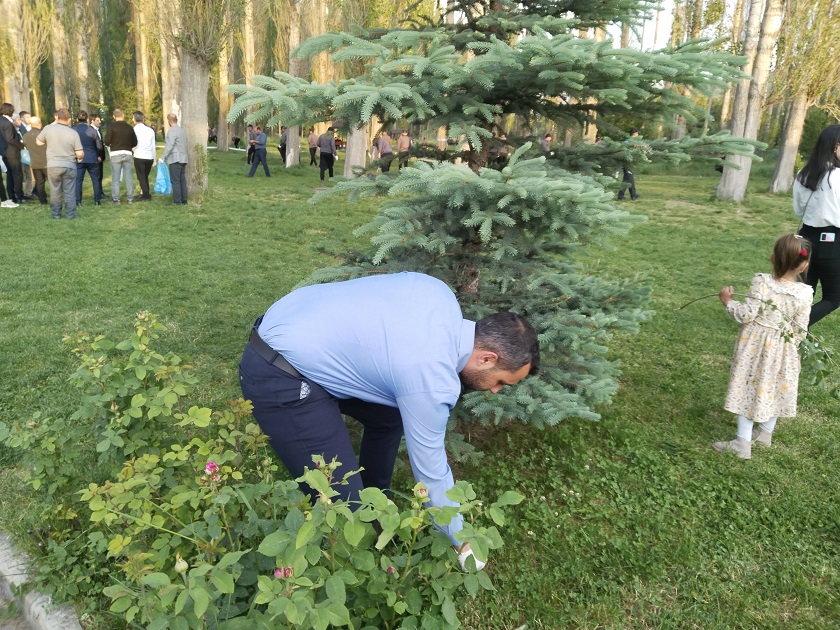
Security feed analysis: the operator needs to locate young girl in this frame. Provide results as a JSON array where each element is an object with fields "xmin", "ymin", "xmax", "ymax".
[{"xmin": 713, "ymin": 234, "xmax": 813, "ymax": 459}]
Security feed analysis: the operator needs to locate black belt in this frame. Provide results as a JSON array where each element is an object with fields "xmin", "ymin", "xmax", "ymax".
[{"xmin": 248, "ymin": 328, "xmax": 302, "ymax": 378}]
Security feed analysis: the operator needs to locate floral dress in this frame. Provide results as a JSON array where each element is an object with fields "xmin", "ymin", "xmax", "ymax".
[{"xmin": 724, "ymin": 273, "xmax": 813, "ymax": 423}]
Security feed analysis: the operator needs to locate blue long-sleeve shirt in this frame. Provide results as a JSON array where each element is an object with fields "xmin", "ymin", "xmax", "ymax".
[{"xmin": 258, "ymin": 272, "xmax": 474, "ymax": 542}]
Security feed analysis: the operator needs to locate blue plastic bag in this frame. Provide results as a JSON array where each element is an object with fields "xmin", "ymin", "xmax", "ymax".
[{"xmin": 154, "ymin": 161, "xmax": 172, "ymax": 195}]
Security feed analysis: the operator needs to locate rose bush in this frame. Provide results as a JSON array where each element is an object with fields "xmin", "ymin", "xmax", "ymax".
[{"xmin": 0, "ymin": 313, "xmax": 523, "ymax": 628}]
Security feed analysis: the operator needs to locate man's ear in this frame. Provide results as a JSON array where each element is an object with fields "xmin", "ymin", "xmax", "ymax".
[{"xmin": 473, "ymin": 350, "xmax": 499, "ymax": 369}]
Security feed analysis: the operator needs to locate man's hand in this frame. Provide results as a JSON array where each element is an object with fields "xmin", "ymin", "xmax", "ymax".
[
  {"xmin": 719, "ymin": 286, "xmax": 734, "ymax": 305},
  {"xmin": 457, "ymin": 544, "xmax": 487, "ymax": 572}
]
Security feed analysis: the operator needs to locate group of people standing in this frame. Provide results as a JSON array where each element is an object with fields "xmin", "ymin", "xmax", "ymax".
[{"xmin": 1, "ymin": 103, "xmax": 189, "ymax": 219}]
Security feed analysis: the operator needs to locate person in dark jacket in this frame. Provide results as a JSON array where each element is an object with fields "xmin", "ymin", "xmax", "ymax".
[
  {"xmin": 73, "ymin": 111, "xmax": 104, "ymax": 205},
  {"xmin": 0, "ymin": 102, "xmax": 26, "ymax": 203},
  {"xmin": 102, "ymin": 109, "xmax": 137, "ymax": 204},
  {"xmin": 91, "ymin": 114, "xmax": 106, "ymax": 187},
  {"xmin": 317, "ymin": 127, "xmax": 337, "ymax": 182},
  {"xmin": 22, "ymin": 116, "xmax": 48, "ymax": 204}
]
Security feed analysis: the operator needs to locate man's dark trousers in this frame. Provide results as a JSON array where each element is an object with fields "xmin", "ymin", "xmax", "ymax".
[
  {"xmin": 76, "ymin": 162, "xmax": 103, "ymax": 204},
  {"xmin": 134, "ymin": 158, "xmax": 154, "ymax": 199},
  {"xmin": 4, "ymin": 155, "xmax": 23, "ymax": 202},
  {"xmin": 238, "ymin": 340, "xmax": 404, "ymax": 503},
  {"xmin": 248, "ymin": 149, "xmax": 270, "ymax": 177},
  {"xmin": 169, "ymin": 162, "xmax": 188, "ymax": 204},
  {"xmin": 309, "ymin": 147, "xmax": 317, "ymax": 165},
  {"xmin": 32, "ymin": 168, "xmax": 47, "ymax": 204},
  {"xmin": 319, "ymin": 153, "xmax": 334, "ymax": 181},
  {"xmin": 618, "ymin": 168, "xmax": 638, "ymax": 200}
]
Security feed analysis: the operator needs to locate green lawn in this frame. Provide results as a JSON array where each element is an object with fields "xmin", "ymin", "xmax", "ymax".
[{"xmin": 1, "ymin": 152, "xmax": 838, "ymax": 629}]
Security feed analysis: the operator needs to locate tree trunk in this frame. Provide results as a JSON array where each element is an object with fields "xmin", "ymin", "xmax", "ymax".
[
  {"xmin": 52, "ymin": 0, "xmax": 70, "ymax": 109},
  {"xmin": 720, "ymin": 0, "xmax": 746, "ymax": 129},
  {"xmin": 343, "ymin": 125, "xmax": 367, "ymax": 177},
  {"xmin": 769, "ymin": 93, "xmax": 809, "ymax": 193},
  {"xmin": 160, "ymin": 36, "xmax": 181, "ymax": 133},
  {"xmin": 620, "ymin": 23, "xmax": 630, "ymax": 48},
  {"xmin": 283, "ymin": 0, "xmax": 304, "ymax": 167},
  {"xmin": 243, "ymin": 0, "xmax": 256, "ymax": 83},
  {"xmin": 285, "ymin": 127, "xmax": 300, "ymax": 166},
  {"xmin": 728, "ymin": 0, "xmax": 764, "ymax": 138},
  {"xmin": 217, "ymin": 36, "xmax": 232, "ymax": 151},
  {"xmin": 75, "ymin": 1, "xmax": 89, "ymax": 112},
  {"xmin": 138, "ymin": 6, "xmax": 153, "ymax": 114},
  {"xmin": 717, "ymin": 0, "xmax": 784, "ymax": 201},
  {"xmin": 180, "ymin": 49, "xmax": 209, "ymax": 193},
  {"xmin": 3, "ymin": 0, "xmax": 30, "ymax": 110}
]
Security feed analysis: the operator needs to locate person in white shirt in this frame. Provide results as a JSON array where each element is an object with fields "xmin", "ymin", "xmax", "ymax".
[
  {"xmin": 793, "ymin": 123, "xmax": 840, "ymax": 327},
  {"xmin": 132, "ymin": 111, "xmax": 157, "ymax": 201}
]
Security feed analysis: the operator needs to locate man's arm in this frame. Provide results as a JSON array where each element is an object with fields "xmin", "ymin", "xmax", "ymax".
[{"xmin": 396, "ymin": 393, "xmax": 464, "ymax": 545}]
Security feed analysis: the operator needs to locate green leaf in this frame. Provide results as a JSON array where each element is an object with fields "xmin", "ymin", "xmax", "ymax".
[
  {"xmin": 216, "ymin": 549, "xmax": 251, "ymax": 570},
  {"xmin": 343, "ymin": 518, "xmax": 365, "ymax": 546},
  {"xmin": 110, "ymin": 596, "xmax": 132, "ymax": 613},
  {"xmin": 141, "ymin": 572, "xmax": 172, "ymax": 587},
  {"xmin": 211, "ymin": 571, "xmax": 235, "ymax": 594},
  {"xmin": 325, "ymin": 575, "xmax": 346, "ymax": 605},
  {"xmin": 492, "ymin": 490, "xmax": 525, "ymax": 507},
  {"xmin": 135, "ymin": 365, "xmax": 147, "ymax": 380},
  {"xmin": 441, "ymin": 597, "xmax": 457, "ymax": 625},
  {"xmin": 259, "ymin": 530, "xmax": 291, "ymax": 557},
  {"xmin": 190, "ymin": 587, "xmax": 211, "ymax": 618},
  {"xmin": 296, "ymin": 520, "xmax": 315, "ymax": 549},
  {"xmin": 131, "ymin": 393, "xmax": 147, "ymax": 408}
]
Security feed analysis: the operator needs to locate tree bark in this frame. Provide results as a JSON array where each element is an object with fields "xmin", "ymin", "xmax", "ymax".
[
  {"xmin": 728, "ymin": 0, "xmax": 764, "ymax": 138},
  {"xmin": 720, "ymin": 0, "xmax": 746, "ymax": 129},
  {"xmin": 285, "ymin": 127, "xmax": 300, "ymax": 167},
  {"xmin": 180, "ymin": 49, "xmax": 210, "ymax": 193},
  {"xmin": 243, "ymin": 0, "xmax": 256, "ymax": 83},
  {"xmin": 217, "ymin": 35, "xmax": 232, "ymax": 151},
  {"xmin": 717, "ymin": 0, "xmax": 784, "ymax": 201},
  {"xmin": 284, "ymin": 0, "xmax": 303, "ymax": 167},
  {"xmin": 3, "ymin": 0, "xmax": 30, "ymax": 110},
  {"xmin": 769, "ymin": 93, "xmax": 809, "ymax": 193},
  {"xmin": 52, "ymin": 0, "xmax": 70, "ymax": 109},
  {"xmin": 343, "ymin": 125, "xmax": 367, "ymax": 177},
  {"xmin": 75, "ymin": 0, "xmax": 89, "ymax": 112}
]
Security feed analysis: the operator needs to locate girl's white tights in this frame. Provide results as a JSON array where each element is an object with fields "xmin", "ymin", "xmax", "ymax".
[{"xmin": 736, "ymin": 415, "xmax": 778, "ymax": 441}]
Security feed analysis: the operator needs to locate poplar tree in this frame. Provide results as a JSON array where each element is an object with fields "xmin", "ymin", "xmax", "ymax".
[{"xmin": 229, "ymin": 0, "xmax": 757, "ymax": 433}]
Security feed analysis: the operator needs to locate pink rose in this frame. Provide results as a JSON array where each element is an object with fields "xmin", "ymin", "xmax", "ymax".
[
  {"xmin": 205, "ymin": 462, "xmax": 219, "ymax": 474},
  {"xmin": 387, "ymin": 566, "xmax": 395, "ymax": 575}
]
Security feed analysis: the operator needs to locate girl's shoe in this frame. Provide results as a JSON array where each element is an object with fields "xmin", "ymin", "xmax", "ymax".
[
  {"xmin": 712, "ymin": 437, "xmax": 751, "ymax": 459},
  {"xmin": 751, "ymin": 427, "xmax": 772, "ymax": 447}
]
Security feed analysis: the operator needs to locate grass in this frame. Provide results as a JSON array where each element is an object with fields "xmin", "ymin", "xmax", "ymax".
[{"xmin": 1, "ymin": 152, "xmax": 838, "ymax": 628}]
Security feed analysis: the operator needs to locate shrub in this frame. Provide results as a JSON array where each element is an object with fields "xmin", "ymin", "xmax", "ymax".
[{"xmin": 0, "ymin": 313, "xmax": 523, "ymax": 628}]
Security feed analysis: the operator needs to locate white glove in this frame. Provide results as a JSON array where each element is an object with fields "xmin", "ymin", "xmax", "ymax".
[{"xmin": 457, "ymin": 548, "xmax": 486, "ymax": 572}]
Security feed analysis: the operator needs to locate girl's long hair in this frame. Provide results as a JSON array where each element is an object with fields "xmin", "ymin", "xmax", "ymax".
[{"xmin": 796, "ymin": 124, "xmax": 840, "ymax": 191}]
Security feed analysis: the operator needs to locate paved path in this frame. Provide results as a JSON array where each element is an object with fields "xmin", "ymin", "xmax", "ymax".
[{"xmin": 0, "ymin": 589, "xmax": 29, "ymax": 630}]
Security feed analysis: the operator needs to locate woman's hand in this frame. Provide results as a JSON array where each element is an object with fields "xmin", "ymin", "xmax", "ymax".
[{"xmin": 719, "ymin": 286, "xmax": 734, "ymax": 305}]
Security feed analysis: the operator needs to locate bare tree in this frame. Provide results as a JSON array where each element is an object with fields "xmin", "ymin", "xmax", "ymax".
[
  {"xmin": 768, "ymin": 0, "xmax": 840, "ymax": 193},
  {"xmin": 717, "ymin": 0, "xmax": 783, "ymax": 201},
  {"xmin": 2, "ymin": 0, "xmax": 31, "ymax": 110}
]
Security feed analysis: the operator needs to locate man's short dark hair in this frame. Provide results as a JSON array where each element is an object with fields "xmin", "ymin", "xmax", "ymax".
[
  {"xmin": 475, "ymin": 312, "xmax": 540, "ymax": 375},
  {"xmin": 628, "ymin": 127, "xmax": 639, "ymax": 135},
  {"xmin": 77, "ymin": 110, "xmax": 88, "ymax": 122},
  {"xmin": 133, "ymin": 111, "xmax": 144, "ymax": 123},
  {"xmin": 19, "ymin": 111, "xmax": 29, "ymax": 117},
  {"xmin": 0, "ymin": 103, "xmax": 14, "ymax": 117}
]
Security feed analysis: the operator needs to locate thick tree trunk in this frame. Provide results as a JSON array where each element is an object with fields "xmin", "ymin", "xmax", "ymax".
[
  {"xmin": 3, "ymin": 0, "xmax": 29, "ymax": 110},
  {"xmin": 285, "ymin": 127, "xmax": 300, "ymax": 166},
  {"xmin": 180, "ymin": 49, "xmax": 209, "ymax": 193},
  {"xmin": 138, "ymin": 7, "xmax": 153, "ymax": 114},
  {"xmin": 343, "ymin": 125, "xmax": 367, "ymax": 177},
  {"xmin": 283, "ymin": 0, "xmax": 303, "ymax": 168},
  {"xmin": 160, "ymin": 35, "xmax": 181, "ymax": 133},
  {"xmin": 620, "ymin": 23, "xmax": 630, "ymax": 48},
  {"xmin": 243, "ymin": 0, "xmax": 256, "ymax": 83},
  {"xmin": 52, "ymin": 0, "xmax": 70, "ymax": 109},
  {"xmin": 728, "ymin": 0, "xmax": 764, "ymax": 138},
  {"xmin": 75, "ymin": 1, "xmax": 89, "ymax": 112},
  {"xmin": 720, "ymin": 0, "xmax": 746, "ymax": 129},
  {"xmin": 769, "ymin": 93, "xmax": 809, "ymax": 193},
  {"xmin": 717, "ymin": 0, "xmax": 783, "ymax": 201},
  {"xmin": 217, "ymin": 36, "xmax": 232, "ymax": 152}
]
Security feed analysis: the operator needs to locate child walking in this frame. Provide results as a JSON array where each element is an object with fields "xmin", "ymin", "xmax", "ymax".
[{"xmin": 713, "ymin": 234, "xmax": 813, "ymax": 459}]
